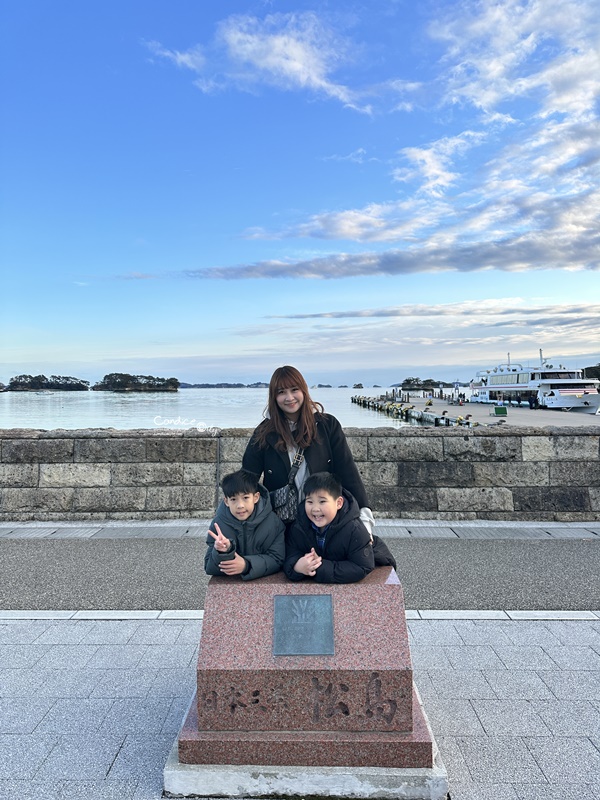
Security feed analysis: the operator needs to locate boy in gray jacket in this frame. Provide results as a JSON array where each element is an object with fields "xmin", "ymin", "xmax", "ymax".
[{"xmin": 205, "ymin": 469, "xmax": 285, "ymax": 580}]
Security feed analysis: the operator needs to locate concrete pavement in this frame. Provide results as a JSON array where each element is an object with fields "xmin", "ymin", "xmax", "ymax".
[
  {"xmin": 0, "ymin": 519, "xmax": 599, "ymax": 799},
  {"xmin": 1, "ymin": 520, "xmax": 599, "ymax": 610},
  {"xmin": 1, "ymin": 612, "xmax": 599, "ymax": 800}
]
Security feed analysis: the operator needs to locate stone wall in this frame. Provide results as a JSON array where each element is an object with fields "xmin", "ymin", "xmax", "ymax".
[{"xmin": 0, "ymin": 426, "xmax": 598, "ymax": 521}]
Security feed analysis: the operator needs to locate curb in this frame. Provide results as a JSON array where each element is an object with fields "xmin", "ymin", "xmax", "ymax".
[{"xmin": 1, "ymin": 609, "xmax": 599, "ymax": 620}]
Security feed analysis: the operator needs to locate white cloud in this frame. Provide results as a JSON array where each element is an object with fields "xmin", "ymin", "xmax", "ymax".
[
  {"xmin": 388, "ymin": 79, "xmax": 422, "ymax": 93},
  {"xmin": 323, "ymin": 148, "xmax": 370, "ymax": 164},
  {"xmin": 240, "ymin": 129, "xmax": 600, "ymax": 249},
  {"xmin": 145, "ymin": 40, "xmax": 205, "ymax": 71},
  {"xmin": 120, "ymin": 272, "xmax": 158, "ymax": 281},
  {"xmin": 238, "ymin": 4, "xmax": 600, "ymax": 255},
  {"xmin": 267, "ymin": 299, "xmax": 600, "ymax": 324},
  {"xmin": 385, "ymin": 78, "xmax": 422, "ymax": 113},
  {"xmin": 145, "ymin": 12, "xmax": 369, "ymax": 111},
  {"xmin": 140, "ymin": 2, "xmax": 600, "ymax": 275},
  {"xmin": 221, "ymin": 298, "xmax": 600, "ymax": 371},
  {"xmin": 171, "ymin": 219, "xmax": 599, "ymax": 278},
  {"xmin": 394, "ymin": 130, "xmax": 486, "ymax": 196},
  {"xmin": 513, "ymin": 49, "xmax": 600, "ymax": 120},
  {"xmin": 431, "ymin": 0, "xmax": 600, "ymax": 119},
  {"xmin": 292, "ymin": 197, "xmax": 451, "ymax": 242},
  {"xmin": 217, "ymin": 13, "xmax": 356, "ymax": 104}
]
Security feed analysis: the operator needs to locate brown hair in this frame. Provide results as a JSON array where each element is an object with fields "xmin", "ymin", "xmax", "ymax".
[{"xmin": 255, "ymin": 366, "xmax": 323, "ymax": 451}]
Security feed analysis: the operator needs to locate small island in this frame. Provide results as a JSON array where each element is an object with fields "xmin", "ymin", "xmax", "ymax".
[
  {"xmin": 6, "ymin": 374, "xmax": 90, "ymax": 391},
  {"xmin": 92, "ymin": 373, "xmax": 179, "ymax": 392},
  {"xmin": 391, "ymin": 377, "xmax": 456, "ymax": 390}
]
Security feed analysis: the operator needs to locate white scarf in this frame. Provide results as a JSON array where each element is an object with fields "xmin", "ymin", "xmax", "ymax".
[{"xmin": 285, "ymin": 416, "xmax": 374, "ymax": 534}]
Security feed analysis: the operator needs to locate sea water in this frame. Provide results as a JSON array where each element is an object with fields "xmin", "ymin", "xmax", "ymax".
[{"xmin": 0, "ymin": 387, "xmax": 414, "ymax": 430}]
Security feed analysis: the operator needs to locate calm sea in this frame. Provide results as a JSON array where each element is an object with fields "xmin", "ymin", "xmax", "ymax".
[{"xmin": 0, "ymin": 387, "xmax": 413, "ymax": 430}]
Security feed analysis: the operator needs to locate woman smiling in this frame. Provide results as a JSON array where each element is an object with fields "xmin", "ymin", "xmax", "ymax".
[{"xmin": 242, "ymin": 365, "xmax": 374, "ymax": 532}]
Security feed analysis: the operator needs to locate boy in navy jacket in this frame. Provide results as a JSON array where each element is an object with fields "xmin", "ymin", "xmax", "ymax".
[{"xmin": 284, "ymin": 472, "xmax": 374, "ymax": 584}]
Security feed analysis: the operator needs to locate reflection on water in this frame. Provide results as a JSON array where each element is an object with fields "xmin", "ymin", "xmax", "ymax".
[{"xmin": 0, "ymin": 387, "xmax": 413, "ymax": 430}]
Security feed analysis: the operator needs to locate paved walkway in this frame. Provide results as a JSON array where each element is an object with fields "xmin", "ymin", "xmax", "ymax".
[
  {"xmin": 1, "ymin": 518, "xmax": 599, "ymax": 539},
  {"xmin": 1, "ymin": 612, "xmax": 599, "ymax": 800},
  {"xmin": 363, "ymin": 393, "xmax": 600, "ymax": 428},
  {"xmin": 2, "ymin": 519, "xmax": 599, "ymax": 611},
  {"xmin": 1, "ymin": 520, "xmax": 599, "ymax": 799}
]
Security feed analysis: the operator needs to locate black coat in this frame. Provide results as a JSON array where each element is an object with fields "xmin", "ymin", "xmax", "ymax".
[
  {"xmin": 284, "ymin": 489, "xmax": 374, "ymax": 584},
  {"xmin": 204, "ymin": 485, "xmax": 285, "ymax": 581},
  {"xmin": 242, "ymin": 413, "xmax": 369, "ymax": 508}
]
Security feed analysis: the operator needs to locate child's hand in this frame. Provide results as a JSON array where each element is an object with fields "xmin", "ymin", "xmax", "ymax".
[
  {"xmin": 294, "ymin": 548, "xmax": 322, "ymax": 577},
  {"xmin": 219, "ymin": 553, "xmax": 247, "ymax": 576},
  {"xmin": 208, "ymin": 523, "xmax": 231, "ymax": 553}
]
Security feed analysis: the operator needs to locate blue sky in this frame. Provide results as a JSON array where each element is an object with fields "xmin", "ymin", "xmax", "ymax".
[{"xmin": 1, "ymin": 0, "xmax": 599, "ymax": 386}]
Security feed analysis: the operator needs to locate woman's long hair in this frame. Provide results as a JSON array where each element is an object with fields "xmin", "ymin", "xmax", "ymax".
[{"xmin": 255, "ymin": 366, "xmax": 323, "ymax": 451}]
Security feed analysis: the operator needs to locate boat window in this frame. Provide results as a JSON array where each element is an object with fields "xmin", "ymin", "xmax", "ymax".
[
  {"xmin": 541, "ymin": 372, "xmax": 579, "ymax": 379},
  {"xmin": 552, "ymin": 383, "xmax": 597, "ymax": 390}
]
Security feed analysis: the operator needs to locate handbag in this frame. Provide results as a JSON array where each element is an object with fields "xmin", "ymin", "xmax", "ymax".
[
  {"xmin": 371, "ymin": 534, "xmax": 397, "ymax": 569},
  {"xmin": 270, "ymin": 449, "xmax": 305, "ymax": 523}
]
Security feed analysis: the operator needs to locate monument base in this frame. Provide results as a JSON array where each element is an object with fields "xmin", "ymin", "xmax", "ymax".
[
  {"xmin": 178, "ymin": 687, "xmax": 433, "ymax": 768},
  {"xmin": 164, "ymin": 749, "xmax": 448, "ymax": 800},
  {"xmin": 165, "ymin": 690, "xmax": 449, "ymax": 799}
]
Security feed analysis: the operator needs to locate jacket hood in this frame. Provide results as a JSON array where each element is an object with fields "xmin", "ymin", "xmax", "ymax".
[
  {"xmin": 296, "ymin": 487, "xmax": 359, "ymax": 535},
  {"xmin": 214, "ymin": 483, "xmax": 273, "ymax": 533}
]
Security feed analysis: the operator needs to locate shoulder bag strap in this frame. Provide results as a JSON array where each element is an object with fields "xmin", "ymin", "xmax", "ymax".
[{"xmin": 287, "ymin": 449, "xmax": 305, "ymax": 485}]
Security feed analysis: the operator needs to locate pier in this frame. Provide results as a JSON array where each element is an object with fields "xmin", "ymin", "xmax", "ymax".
[{"xmin": 351, "ymin": 393, "xmax": 600, "ymax": 429}]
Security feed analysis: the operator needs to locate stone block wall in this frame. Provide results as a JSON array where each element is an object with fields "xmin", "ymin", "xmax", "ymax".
[
  {"xmin": 0, "ymin": 426, "xmax": 599, "ymax": 521},
  {"xmin": 0, "ymin": 429, "xmax": 219, "ymax": 521}
]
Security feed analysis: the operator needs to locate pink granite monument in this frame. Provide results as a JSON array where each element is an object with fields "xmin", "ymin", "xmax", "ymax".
[{"xmin": 165, "ymin": 568, "xmax": 448, "ymax": 798}]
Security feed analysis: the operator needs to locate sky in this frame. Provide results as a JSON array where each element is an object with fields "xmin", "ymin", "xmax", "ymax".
[{"xmin": 1, "ymin": 0, "xmax": 599, "ymax": 387}]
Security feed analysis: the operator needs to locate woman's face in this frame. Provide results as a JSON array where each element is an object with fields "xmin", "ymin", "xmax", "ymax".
[{"xmin": 275, "ymin": 385, "xmax": 304, "ymax": 421}]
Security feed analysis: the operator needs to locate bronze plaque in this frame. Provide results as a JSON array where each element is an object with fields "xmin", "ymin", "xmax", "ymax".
[{"xmin": 273, "ymin": 595, "xmax": 334, "ymax": 656}]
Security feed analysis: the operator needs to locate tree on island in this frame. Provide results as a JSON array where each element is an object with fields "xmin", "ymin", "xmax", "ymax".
[
  {"xmin": 394, "ymin": 376, "xmax": 455, "ymax": 389},
  {"xmin": 8, "ymin": 374, "xmax": 90, "ymax": 391},
  {"xmin": 92, "ymin": 373, "xmax": 179, "ymax": 392},
  {"xmin": 400, "ymin": 377, "xmax": 423, "ymax": 388}
]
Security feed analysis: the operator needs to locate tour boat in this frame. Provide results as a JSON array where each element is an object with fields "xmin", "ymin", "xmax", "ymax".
[{"xmin": 469, "ymin": 351, "xmax": 600, "ymax": 413}]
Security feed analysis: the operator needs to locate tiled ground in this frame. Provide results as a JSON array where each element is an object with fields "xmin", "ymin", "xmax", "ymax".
[
  {"xmin": 0, "ymin": 618, "xmax": 199, "ymax": 800},
  {"xmin": 0, "ymin": 617, "xmax": 599, "ymax": 799}
]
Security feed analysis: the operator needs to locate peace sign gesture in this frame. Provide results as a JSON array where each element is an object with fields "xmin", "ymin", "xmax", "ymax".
[{"xmin": 208, "ymin": 522, "xmax": 231, "ymax": 553}]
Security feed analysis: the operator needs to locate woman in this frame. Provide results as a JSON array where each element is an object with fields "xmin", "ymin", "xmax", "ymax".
[{"xmin": 242, "ymin": 366, "xmax": 374, "ymax": 533}]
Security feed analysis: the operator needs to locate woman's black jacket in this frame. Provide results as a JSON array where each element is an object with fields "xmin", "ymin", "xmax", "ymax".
[{"xmin": 242, "ymin": 413, "xmax": 369, "ymax": 508}]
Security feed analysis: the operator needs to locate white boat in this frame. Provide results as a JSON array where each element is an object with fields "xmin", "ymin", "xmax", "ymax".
[{"xmin": 470, "ymin": 351, "xmax": 600, "ymax": 414}]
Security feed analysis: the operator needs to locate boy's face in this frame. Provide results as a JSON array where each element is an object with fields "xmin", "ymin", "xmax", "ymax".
[
  {"xmin": 224, "ymin": 491, "xmax": 260, "ymax": 521},
  {"xmin": 305, "ymin": 490, "xmax": 343, "ymax": 529}
]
